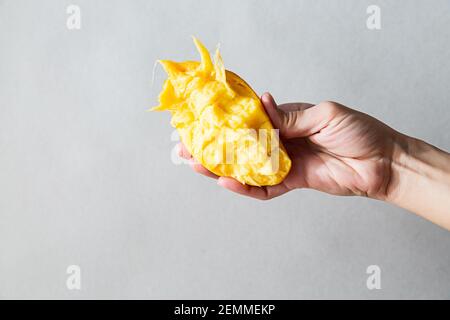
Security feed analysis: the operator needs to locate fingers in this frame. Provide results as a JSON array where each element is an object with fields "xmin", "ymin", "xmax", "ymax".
[
  {"xmin": 278, "ymin": 102, "xmax": 314, "ymax": 112},
  {"xmin": 217, "ymin": 177, "xmax": 289, "ymax": 200},
  {"xmin": 261, "ymin": 92, "xmax": 342, "ymax": 139},
  {"xmin": 177, "ymin": 143, "xmax": 218, "ymax": 179},
  {"xmin": 178, "ymin": 142, "xmax": 287, "ymax": 198},
  {"xmin": 261, "ymin": 92, "xmax": 283, "ymax": 130},
  {"xmin": 188, "ymin": 158, "xmax": 219, "ymax": 179},
  {"xmin": 177, "ymin": 143, "xmax": 192, "ymax": 159}
]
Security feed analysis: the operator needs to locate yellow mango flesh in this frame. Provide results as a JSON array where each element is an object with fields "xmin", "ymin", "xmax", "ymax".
[{"xmin": 153, "ymin": 38, "xmax": 291, "ymax": 186}]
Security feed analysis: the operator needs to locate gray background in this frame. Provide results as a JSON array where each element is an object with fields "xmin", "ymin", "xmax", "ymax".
[{"xmin": 0, "ymin": 0, "xmax": 449, "ymax": 299}]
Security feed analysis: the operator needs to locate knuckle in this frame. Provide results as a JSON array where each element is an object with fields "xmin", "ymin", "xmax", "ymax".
[
  {"xmin": 283, "ymin": 110, "xmax": 299, "ymax": 128},
  {"xmin": 319, "ymin": 101, "xmax": 342, "ymax": 118}
]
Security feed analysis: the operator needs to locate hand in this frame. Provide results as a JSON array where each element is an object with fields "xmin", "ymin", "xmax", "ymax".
[
  {"xmin": 178, "ymin": 92, "xmax": 399, "ymax": 201},
  {"xmin": 178, "ymin": 92, "xmax": 450, "ymax": 230}
]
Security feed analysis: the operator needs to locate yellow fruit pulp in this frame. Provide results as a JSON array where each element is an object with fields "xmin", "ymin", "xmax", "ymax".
[{"xmin": 152, "ymin": 38, "xmax": 291, "ymax": 186}]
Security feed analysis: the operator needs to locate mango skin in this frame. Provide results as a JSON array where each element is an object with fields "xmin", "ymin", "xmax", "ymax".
[{"xmin": 153, "ymin": 38, "xmax": 291, "ymax": 186}]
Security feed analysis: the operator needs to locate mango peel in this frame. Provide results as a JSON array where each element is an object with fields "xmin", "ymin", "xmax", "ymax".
[{"xmin": 152, "ymin": 38, "xmax": 291, "ymax": 186}]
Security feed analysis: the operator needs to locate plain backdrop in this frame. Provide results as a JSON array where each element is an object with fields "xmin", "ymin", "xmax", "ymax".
[{"xmin": 1, "ymin": 0, "xmax": 449, "ymax": 299}]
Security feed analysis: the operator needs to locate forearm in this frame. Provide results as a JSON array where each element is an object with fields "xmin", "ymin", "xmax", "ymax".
[{"xmin": 386, "ymin": 133, "xmax": 450, "ymax": 230}]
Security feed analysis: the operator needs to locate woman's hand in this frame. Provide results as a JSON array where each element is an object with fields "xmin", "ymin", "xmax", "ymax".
[
  {"xmin": 179, "ymin": 93, "xmax": 398, "ymax": 201},
  {"xmin": 179, "ymin": 92, "xmax": 450, "ymax": 230}
]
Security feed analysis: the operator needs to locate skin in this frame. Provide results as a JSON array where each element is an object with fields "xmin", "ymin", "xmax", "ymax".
[{"xmin": 178, "ymin": 93, "xmax": 450, "ymax": 230}]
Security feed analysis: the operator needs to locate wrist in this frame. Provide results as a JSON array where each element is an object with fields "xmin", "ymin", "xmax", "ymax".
[
  {"xmin": 383, "ymin": 132, "xmax": 417, "ymax": 204},
  {"xmin": 384, "ymin": 131, "xmax": 450, "ymax": 228}
]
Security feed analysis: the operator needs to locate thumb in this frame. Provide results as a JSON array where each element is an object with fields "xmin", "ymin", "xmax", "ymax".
[{"xmin": 261, "ymin": 93, "xmax": 340, "ymax": 139}]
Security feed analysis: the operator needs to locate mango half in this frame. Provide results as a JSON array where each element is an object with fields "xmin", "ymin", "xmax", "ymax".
[{"xmin": 152, "ymin": 38, "xmax": 291, "ymax": 186}]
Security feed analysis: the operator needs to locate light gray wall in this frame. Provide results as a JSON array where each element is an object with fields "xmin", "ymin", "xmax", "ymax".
[{"xmin": 0, "ymin": 0, "xmax": 449, "ymax": 299}]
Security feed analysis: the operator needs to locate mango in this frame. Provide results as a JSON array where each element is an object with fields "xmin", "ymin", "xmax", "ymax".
[{"xmin": 152, "ymin": 38, "xmax": 291, "ymax": 186}]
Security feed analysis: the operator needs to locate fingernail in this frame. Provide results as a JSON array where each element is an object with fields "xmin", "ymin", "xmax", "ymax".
[{"xmin": 217, "ymin": 177, "xmax": 225, "ymax": 186}]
